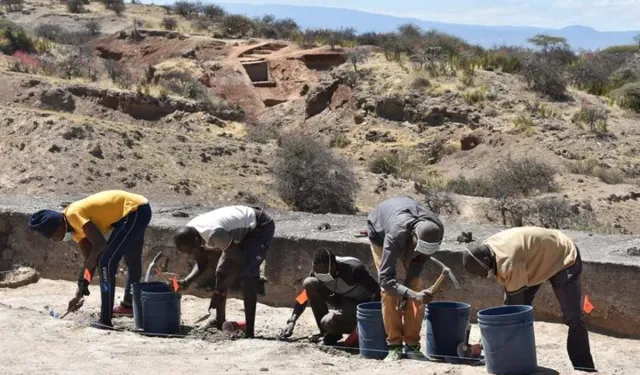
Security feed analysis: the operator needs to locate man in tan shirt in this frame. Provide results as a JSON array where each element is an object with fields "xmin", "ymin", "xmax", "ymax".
[{"xmin": 463, "ymin": 227, "xmax": 595, "ymax": 372}]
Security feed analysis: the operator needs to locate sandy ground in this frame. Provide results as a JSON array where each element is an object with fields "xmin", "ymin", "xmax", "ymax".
[{"xmin": 0, "ymin": 279, "xmax": 638, "ymax": 375}]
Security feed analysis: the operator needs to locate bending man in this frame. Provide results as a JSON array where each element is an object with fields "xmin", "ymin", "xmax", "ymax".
[
  {"xmin": 367, "ymin": 196, "xmax": 444, "ymax": 361},
  {"xmin": 28, "ymin": 190, "xmax": 152, "ymax": 328},
  {"xmin": 174, "ymin": 205, "xmax": 274, "ymax": 338},
  {"xmin": 279, "ymin": 249, "xmax": 379, "ymax": 345},
  {"xmin": 463, "ymin": 226, "xmax": 595, "ymax": 372}
]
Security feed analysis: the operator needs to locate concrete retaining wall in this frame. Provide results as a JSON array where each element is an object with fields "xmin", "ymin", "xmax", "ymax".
[{"xmin": 1, "ymin": 201, "xmax": 639, "ymax": 338}]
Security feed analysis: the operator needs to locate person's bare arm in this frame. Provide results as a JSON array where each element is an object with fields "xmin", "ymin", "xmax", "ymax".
[
  {"xmin": 182, "ymin": 249, "xmax": 210, "ymax": 288},
  {"xmin": 214, "ymin": 243, "xmax": 242, "ymax": 293}
]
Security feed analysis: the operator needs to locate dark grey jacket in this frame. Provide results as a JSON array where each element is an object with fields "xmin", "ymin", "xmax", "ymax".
[{"xmin": 367, "ymin": 196, "xmax": 444, "ymax": 297}]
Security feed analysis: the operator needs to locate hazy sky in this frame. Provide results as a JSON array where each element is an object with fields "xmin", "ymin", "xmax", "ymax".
[{"xmin": 220, "ymin": 0, "xmax": 640, "ymax": 31}]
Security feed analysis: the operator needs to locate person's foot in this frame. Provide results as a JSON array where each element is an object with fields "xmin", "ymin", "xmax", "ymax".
[
  {"xmin": 405, "ymin": 344, "xmax": 427, "ymax": 361},
  {"xmin": 112, "ymin": 304, "xmax": 133, "ymax": 317},
  {"xmin": 322, "ymin": 333, "xmax": 341, "ymax": 346},
  {"xmin": 384, "ymin": 345, "xmax": 403, "ymax": 362}
]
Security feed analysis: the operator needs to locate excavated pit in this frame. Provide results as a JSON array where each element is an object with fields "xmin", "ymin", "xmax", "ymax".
[{"xmin": 302, "ymin": 53, "xmax": 346, "ymax": 71}]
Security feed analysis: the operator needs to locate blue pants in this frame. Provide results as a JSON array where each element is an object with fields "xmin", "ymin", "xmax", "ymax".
[{"xmin": 98, "ymin": 203, "xmax": 152, "ymax": 324}]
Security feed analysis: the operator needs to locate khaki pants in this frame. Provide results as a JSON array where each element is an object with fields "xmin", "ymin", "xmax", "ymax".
[{"xmin": 371, "ymin": 243, "xmax": 425, "ymax": 346}]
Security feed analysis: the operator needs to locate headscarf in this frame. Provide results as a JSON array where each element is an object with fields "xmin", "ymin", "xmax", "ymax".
[{"xmin": 28, "ymin": 209, "xmax": 63, "ymax": 238}]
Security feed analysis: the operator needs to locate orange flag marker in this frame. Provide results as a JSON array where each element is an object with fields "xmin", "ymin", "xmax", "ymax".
[
  {"xmin": 296, "ymin": 289, "xmax": 308, "ymax": 305},
  {"xmin": 583, "ymin": 295, "xmax": 594, "ymax": 314},
  {"xmin": 83, "ymin": 268, "xmax": 91, "ymax": 283},
  {"xmin": 172, "ymin": 276, "xmax": 179, "ymax": 292}
]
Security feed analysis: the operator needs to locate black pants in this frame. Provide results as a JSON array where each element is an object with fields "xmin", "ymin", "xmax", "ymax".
[
  {"xmin": 303, "ymin": 277, "xmax": 361, "ymax": 336},
  {"xmin": 98, "ymin": 204, "xmax": 152, "ymax": 325},
  {"xmin": 504, "ymin": 249, "xmax": 595, "ymax": 371}
]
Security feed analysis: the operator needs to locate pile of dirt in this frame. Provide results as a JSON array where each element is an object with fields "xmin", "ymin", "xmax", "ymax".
[{"xmin": 0, "ymin": 267, "xmax": 39, "ymax": 288}]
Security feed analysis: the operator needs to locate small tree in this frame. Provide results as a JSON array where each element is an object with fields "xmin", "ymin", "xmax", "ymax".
[
  {"xmin": 527, "ymin": 34, "xmax": 569, "ymax": 54},
  {"xmin": 202, "ymin": 3, "xmax": 225, "ymax": 20},
  {"xmin": 634, "ymin": 34, "xmax": 640, "ymax": 50},
  {"xmin": 173, "ymin": 0, "xmax": 201, "ymax": 17},
  {"xmin": 344, "ymin": 47, "xmax": 370, "ymax": 73},
  {"xmin": 85, "ymin": 20, "xmax": 102, "ymax": 36},
  {"xmin": 274, "ymin": 133, "xmax": 359, "ymax": 214},
  {"xmin": 161, "ymin": 17, "xmax": 178, "ymax": 31},
  {"xmin": 222, "ymin": 14, "xmax": 254, "ymax": 38},
  {"xmin": 274, "ymin": 18, "xmax": 299, "ymax": 40}
]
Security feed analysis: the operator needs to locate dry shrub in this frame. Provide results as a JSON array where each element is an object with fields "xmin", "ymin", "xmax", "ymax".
[{"xmin": 274, "ymin": 133, "xmax": 359, "ymax": 214}]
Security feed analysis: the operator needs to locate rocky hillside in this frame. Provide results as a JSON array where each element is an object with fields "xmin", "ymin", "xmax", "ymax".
[{"xmin": 0, "ymin": 0, "xmax": 639, "ymax": 234}]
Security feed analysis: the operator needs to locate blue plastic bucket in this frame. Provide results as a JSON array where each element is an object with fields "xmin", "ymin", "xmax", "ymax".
[
  {"xmin": 132, "ymin": 282, "xmax": 170, "ymax": 330},
  {"xmin": 357, "ymin": 302, "xmax": 388, "ymax": 359},
  {"xmin": 426, "ymin": 301, "xmax": 471, "ymax": 360},
  {"xmin": 478, "ymin": 305, "xmax": 537, "ymax": 375},
  {"xmin": 141, "ymin": 290, "xmax": 181, "ymax": 335}
]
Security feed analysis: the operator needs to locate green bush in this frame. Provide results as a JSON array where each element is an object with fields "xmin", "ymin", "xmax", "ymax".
[
  {"xmin": 369, "ymin": 151, "xmax": 422, "ymax": 180},
  {"xmin": 611, "ymin": 82, "xmax": 640, "ymax": 112},
  {"xmin": 567, "ymin": 159, "xmax": 626, "ymax": 184},
  {"xmin": 449, "ymin": 157, "xmax": 557, "ymax": 198},
  {"xmin": 222, "ymin": 14, "xmax": 255, "ymax": 38},
  {"xmin": 0, "ymin": 21, "xmax": 35, "ymax": 55},
  {"xmin": 274, "ymin": 133, "xmax": 359, "ymax": 214},
  {"xmin": 520, "ymin": 56, "xmax": 568, "ymax": 100},
  {"xmin": 329, "ymin": 132, "xmax": 351, "ymax": 148},
  {"xmin": 66, "ymin": 0, "xmax": 85, "ymax": 13},
  {"xmin": 572, "ymin": 106, "xmax": 608, "ymax": 133},
  {"xmin": 161, "ymin": 17, "xmax": 178, "ymax": 31},
  {"xmin": 173, "ymin": 0, "xmax": 201, "ymax": 17}
]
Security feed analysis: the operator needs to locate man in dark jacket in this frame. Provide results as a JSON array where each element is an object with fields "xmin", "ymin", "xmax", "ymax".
[
  {"xmin": 279, "ymin": 249, "xmax": 379, "ymax": 345},
  {"xmin": 367, "ymin": 196, "xmax": 444, "ymax": 361}
]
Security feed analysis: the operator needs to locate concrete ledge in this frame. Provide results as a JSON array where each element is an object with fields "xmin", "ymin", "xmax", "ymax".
[{"xmin": 1, "ymin": 196, "xmax": 639, "ymax": 338}]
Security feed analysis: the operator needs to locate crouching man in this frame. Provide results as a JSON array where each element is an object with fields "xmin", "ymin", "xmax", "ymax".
[
  {"xmin": 463, "ymin": 226, "xmax": 596, "ymax": 372},
  {"xmin": 173, "ymin": 205, "xmax": 274, "ymax": 338},
  {"xmin": 279, "ymin": 249, "xmax": 379, "ymax": 345}
]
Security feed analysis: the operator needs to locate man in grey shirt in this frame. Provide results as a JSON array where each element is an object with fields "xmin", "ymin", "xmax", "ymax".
[
  {"xmin": 174, "ymin": 205, "xmax": 275, "ymax": 338},
  {"xmin": 367, "ymin": 196, "xmax": 444, "ymax": 361}
]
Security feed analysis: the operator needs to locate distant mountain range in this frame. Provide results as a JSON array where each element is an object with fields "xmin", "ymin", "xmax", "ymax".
[{"xmin": 216, "ymin": 3, "xmax": 640, "ymax": 50}]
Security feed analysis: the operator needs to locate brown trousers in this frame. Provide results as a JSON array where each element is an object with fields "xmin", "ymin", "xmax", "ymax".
[{"xmin": 371, "ymin": 243, "xmax": 425, "ymax": 346}]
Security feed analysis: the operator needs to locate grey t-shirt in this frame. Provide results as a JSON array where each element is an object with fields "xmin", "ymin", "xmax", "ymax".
[
  {"xmin": 187, "ymin": 206, "xmax": 257, "ymax": 250},
  {"xmin": 367, "ymin": 196, "xmax": 444, "ymax": 297}
]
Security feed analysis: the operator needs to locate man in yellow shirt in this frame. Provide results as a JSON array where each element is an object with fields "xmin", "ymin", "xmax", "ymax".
[
  {"xmin": 28, "ymin": 190, "xmax": 152, "ymax": 329},
  {"xmin": 463, "ymin": 227, "xmax": 595, "ymax": 372}
]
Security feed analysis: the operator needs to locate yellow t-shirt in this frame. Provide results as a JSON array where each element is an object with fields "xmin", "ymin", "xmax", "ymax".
[
  {"xmin": 63, "ymin": 190, "xmax": 148, "ymax": 243},
  {"xmin": 484, "ymin": 227, "xmax": 577, "ymax": 293}
]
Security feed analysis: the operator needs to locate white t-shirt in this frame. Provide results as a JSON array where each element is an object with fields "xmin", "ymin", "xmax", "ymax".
[{"xmin": 187, "ymin": 206, "xmax": 257, "ymax": 250}]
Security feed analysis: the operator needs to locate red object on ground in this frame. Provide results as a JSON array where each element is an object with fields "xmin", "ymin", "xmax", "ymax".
[
  {"xmin": 112, "ymin": 304, "xmax": 133, "ymax": 317},
  {"xmin": 343, "ymin": 328, "xmax": 359, "ymax": 347},
  {"xmin": 222, "ymin": 320, "xmax": 247, "ymax": 332}
]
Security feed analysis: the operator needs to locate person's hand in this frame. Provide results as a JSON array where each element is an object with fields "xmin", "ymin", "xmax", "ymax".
[
  {"xmin": 77, "ymin": 278, "xmax": 90, "ymax": 296},
  {"xmin": 279, "ymin": 320, "xmax": 296, "ymax": 339},
  {"xmin": 67, "ymin": 294, "xmax": 83, "ymax": 313},
  {"xmin": 209, "ymin": 291, "xmax": 225, "ymax": 310},
  {"xmin": 178, "ymin": 279, "xmax": 190, "ymax": 291},
  {"xmin": 405, "ymin": 289, "xmax": 433, "ymax": 303}
]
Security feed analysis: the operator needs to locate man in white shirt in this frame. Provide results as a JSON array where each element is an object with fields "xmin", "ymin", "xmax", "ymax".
[{"xmin": 174, "ymin": 205, "xmax": 275, "ymax": 338}]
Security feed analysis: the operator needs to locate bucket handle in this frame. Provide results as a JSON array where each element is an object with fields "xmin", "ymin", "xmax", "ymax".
[{"xmin": 482, "ymin": 323, "xmax": 533, "ymax": 355}]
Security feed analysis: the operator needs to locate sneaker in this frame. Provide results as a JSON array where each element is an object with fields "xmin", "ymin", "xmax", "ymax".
[
  {"xmin": 384, "ymin": 345, "xmax": 403, "ymax": 362},
  {"xmin": 112, "ymin": 304, "xmax": 133, "ymax": 317},
  {"xmin": 405, "ymin": 344, "xmax": 427, "ymax": 361}
]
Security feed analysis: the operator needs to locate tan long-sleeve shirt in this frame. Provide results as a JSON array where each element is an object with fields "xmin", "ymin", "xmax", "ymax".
[{"xmin": 484, "ymin": 227, "xmax": 577, "ymax": 293}]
